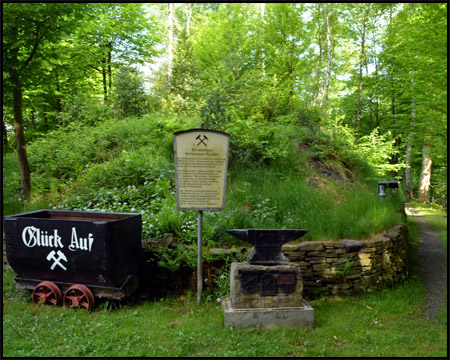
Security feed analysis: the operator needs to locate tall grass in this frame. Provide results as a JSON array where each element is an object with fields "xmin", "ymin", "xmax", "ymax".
[{"xmin": 213, "ymin": 165, "xmax": 404, "ymax": 244}]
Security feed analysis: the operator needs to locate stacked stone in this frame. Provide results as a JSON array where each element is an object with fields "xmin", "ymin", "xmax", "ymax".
[
  {"xmin": 142, "ymin": 224, "xmax": 409, "ymax": 300},
  {"xmin": 282, "ymin": 224, "xmax": 409, "ymax": 298}
]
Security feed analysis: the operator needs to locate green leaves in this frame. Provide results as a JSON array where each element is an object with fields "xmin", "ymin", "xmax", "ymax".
[
  {"xmin": 112, "ymin": 66, "xmax": 147, "ymax": 118},
  {"xmin": 355, "ymin": 128, "xmax": 405, "ymax": 177}
]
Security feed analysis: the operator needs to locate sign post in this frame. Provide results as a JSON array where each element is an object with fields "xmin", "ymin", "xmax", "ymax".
[
  {"xmin": 174, "ymin": 125, "xmax": 230, "ymax": 303},
  {"xmin": 197, "ymin": 209, "xmax": 203, "ymax": 303}
]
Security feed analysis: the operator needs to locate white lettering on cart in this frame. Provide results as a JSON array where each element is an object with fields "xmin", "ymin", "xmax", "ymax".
[
  {"xmin": 69, "ymin": 227, "xmax": 94, "ymax": 252},
  {"xmin": 22, "ymin": 226, "xmax": 63, "ymax": 249}
]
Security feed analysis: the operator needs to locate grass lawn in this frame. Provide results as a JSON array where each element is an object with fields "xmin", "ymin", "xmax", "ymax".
[
  {"xmin": 3, "ymin": 201, "xmax": 447, "ymax": 357},
  {"xmin": 2, "ymin": 265, "xmax": 447, "ymax": 357}
]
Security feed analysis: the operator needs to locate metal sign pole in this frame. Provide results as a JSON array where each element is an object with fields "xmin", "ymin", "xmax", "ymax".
[
  {"xmin": 197, "ymin": 209, "xmax": 203, "ymax": 304},
  {"xmin": 197, "ymin": 122, "xmax": 204, "ymax": 305},
  {"xmin": 173, "ymin": 123, "xmax": 229, "ymax": 305}
]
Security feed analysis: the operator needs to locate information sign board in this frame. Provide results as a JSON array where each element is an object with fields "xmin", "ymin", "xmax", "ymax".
[{"xmin": 174, "ymin": 129, "xmax": 230, "ymax": 211}]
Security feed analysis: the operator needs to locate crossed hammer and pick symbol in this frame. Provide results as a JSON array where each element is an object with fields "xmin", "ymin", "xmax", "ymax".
[
  {"xmin": 47, "ymin": 250, "xmax": 68, "ymax": 271},
  {"xmin": 196, "ymin": 134, "xmax": 208, "ymax": 146}
]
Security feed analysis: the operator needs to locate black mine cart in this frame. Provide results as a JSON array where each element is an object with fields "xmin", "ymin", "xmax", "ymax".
[{"xmin": 4, "ymin": 209, "xmax": 142, "ymax": 309}]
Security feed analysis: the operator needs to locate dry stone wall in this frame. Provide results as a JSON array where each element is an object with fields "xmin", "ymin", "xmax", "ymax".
[
  {"xmin": 140, "ymin": 224, "xmax": 410, "ymax": 299},
  {"xmin": 282, "ymin": 224, "xmax": 409, "ymax": 298}
]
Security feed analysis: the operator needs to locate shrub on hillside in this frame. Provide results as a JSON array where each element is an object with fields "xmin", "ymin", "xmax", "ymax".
[
  {"xmin": 58, "ymin": 93, "xmax": 115, "ymax": 126},
  {"xmin": 113, "ymin": 66, "xmax": 148, "ymax": 118}
]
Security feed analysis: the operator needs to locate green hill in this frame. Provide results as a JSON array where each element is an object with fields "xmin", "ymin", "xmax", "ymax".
[{"xmin": 3, "ymin": 113, "xmax": 405, "ymax": 248}]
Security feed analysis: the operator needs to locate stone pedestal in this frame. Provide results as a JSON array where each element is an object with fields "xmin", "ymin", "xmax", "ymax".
[
  {"xmin": 230, "ymin": 262, "xmax": 303, "ymax": 309},
  {"xmin": 223, "ymin": 262, "xmax": 314, "ymax": 328},
  {"xmin": 223, "ymin": 298, "xmax": 314, "ymax": 328}
]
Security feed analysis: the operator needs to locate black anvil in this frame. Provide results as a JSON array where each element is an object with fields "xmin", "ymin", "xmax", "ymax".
[{"xmin": 226, "ymin": 229, "xmax": 309, "ymax": 265}]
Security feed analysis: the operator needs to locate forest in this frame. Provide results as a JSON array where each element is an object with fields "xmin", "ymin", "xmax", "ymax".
[
  {"xmin": 3, "ymin": 3, "xmax": 447, "ymax": 211},
  {"xmin": 2, "ymin": 4, "xmax": 448, "ymax": 357}
]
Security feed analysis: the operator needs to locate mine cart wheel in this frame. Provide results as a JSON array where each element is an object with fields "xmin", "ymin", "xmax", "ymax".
[
  {"xmin": 63, "ymin": 284, "xmax": 95, "ymax": 310},
  {"xmin": 32, "ymin": 281, "xmax": 63, "ymax": 306}
]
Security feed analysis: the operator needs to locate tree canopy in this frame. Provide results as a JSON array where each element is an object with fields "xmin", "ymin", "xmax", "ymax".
[{"xmin": 2, "ymin": 3, "xmax": 447, "ymax": 205}]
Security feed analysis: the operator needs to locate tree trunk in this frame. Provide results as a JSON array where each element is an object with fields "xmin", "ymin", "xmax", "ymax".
[
  {"xmin": 288, "ymin": 62, "xmax": 294, "ymax": 104},
  {"xmin": 405, "ymin": 68, "xmax": 416, "ymax": 199},
  {"xmin": 418, "ymin": 144, "xmax": 432, "ymax": 203},
  {"xmin": 55, "ymin": 79, "xmax": 63, "ymax": 113},
  {"xmin": 364, "ymin": 47, "xmax": 372, "ymax": 131},
  {"xmin": 375, "ymin": 60, "xmax": 379, "ymax": 128},
  {"xmin": 102, "ymin": 59, "xmax": 108, "ymax": 103},
  {"xmin": 315, "ymin": 3, "xmax": 322, "ymax": 104},
  {"xmin": 107, "ymin": 42, "xmax": 112, "ymax": 94},
  {"xmin": 323, "ymin": 4, "xmax": 332, "ymax": 106},
  {"xmin": 31, "ymin": 112, "xmax": 36, "ymax": 129},
  {"xmin": 29, "ymin": 101, "xmax": 37, "ymax": 129},
  {"xmin": 260, "ymin": 3, "xmax": 266, "ymax": 75},
  {"xmin": 43, "ymin": 112, "xmax": 48, "ymax": 131},
  {"xmin": 168, "ymin": 3, "xmax": 174, "ymax": 79},
  {"xmin": 405, "ymin": 142, "xmax": 414, "ymax": 198},
  {"xmin": 10, "ymin": 68, "xmax": 32, "ymax": 200},
  {"xmin": 3, "ymin": 120, "xmax": 8, "ymax": 147},
  {"xmin": 185, "ymin": 4, "xmax": 192, "ymax": 37},
  {"xmin": 389, "ymin": 8, "xmax": 396, "ymax": 126},
  {"xmin": 354, "ymin": 4, "xmax": 370, "ymax": 145}
]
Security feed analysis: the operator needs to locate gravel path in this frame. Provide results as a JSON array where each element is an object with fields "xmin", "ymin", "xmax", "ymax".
[{"xmin": 406, "ymin": 204, "xmax": 447, "ymax": 320}]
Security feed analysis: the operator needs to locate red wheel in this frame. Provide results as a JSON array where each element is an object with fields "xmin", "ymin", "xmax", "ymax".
[
  {"xmin": 32, "ymin": 281, "xmax": 62, "ymax": 306},
  {"xmin": 63, "ymin": 284, "xmax": 95, "ymax": 310}
]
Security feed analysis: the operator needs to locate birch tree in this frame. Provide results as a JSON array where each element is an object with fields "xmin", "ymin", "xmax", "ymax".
[
  {"xmin": 322, "ymin": 3, "xmax": 332, "ymax": 106},
  {"xmin": 354, "ymin": 3, "xmax": 371, "ymax": 144},
  {"xmin": 418, "ymin": 145, "xmax": 432, "ymax": 203}
]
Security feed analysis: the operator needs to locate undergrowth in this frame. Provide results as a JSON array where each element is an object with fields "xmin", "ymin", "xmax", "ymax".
[{"xmin": 4, "ymin": 113, "xmax": 405, "ymax": 249}]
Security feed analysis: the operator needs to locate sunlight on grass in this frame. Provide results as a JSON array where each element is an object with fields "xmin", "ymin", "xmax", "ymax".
[
  {"xmin": 224, "ymin": 166, "xmax": 404, "ymax": 242},
  {"xmin": 2, "ymin": 268, "xmax": 447, "ymax": 357}
]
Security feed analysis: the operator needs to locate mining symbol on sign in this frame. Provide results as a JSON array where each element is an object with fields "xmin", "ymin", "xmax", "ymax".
[{"xmin": 196, "ymin": 134, "xmax": 208, "ymax": 146}]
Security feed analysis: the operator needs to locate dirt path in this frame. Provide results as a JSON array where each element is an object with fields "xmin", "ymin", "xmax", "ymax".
[{"xmin": 405, "ymin": 203, "xmax": 447, "ymax": 320}]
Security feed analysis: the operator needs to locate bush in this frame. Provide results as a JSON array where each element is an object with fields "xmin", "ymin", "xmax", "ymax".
[
  {"xmin": 58, "ymin": 93, "xmax": 115, "ymax": 126},
  {"xmin": 200, "ymin": 87, "xmax": 234, "ymax": 131},
  {"xmin": 225, "ymin": 118, "xmax": 297, "ymax": 167},
  {"xmin": 113, "ymin": 66, "xmax": 148, "ymax": 118}
]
